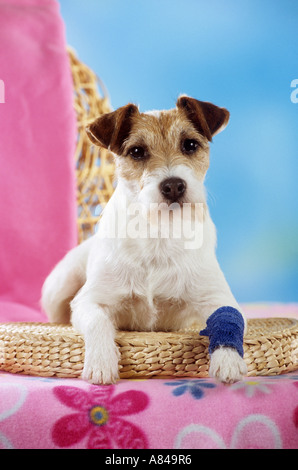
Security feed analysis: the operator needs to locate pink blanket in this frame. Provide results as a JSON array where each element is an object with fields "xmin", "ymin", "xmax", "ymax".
[
  {"xmin": 0, "ymin": 304, "xmax": 297, "ymax": 449},
  {"xmin": 0, "ymin": 0, "xmax": 77, "ymax": 322}
]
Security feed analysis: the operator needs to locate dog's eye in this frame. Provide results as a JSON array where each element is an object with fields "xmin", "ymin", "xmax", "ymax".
[
  {"xmin": 128, "ymin": 146, "xmax": 147, "ymax": 160},
  {"xmin": 182, "ymin": 139, "xmax": 200, "ymax": 154}
]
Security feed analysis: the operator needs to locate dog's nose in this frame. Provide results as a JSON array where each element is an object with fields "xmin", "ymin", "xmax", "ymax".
[{"xmin": 160, "ymin": 177, "xmax": 186, "ymax": 202}]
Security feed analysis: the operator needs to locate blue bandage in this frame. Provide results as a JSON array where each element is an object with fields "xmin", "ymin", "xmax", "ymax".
[{"xmin": 200, "ymin": 306, "xmax": 245, "ymax": 357}]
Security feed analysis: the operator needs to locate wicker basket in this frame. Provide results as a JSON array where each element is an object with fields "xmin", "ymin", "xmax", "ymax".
[
  {"xmin": 0, "ymin": 318, "xmax": 297, "ymax": 379},
  {"xmin": 1, "ymin": 50, "xmax": 297, "ymax": 381},
  {"xmin": 69, "ymin": 47, "xmax": 115, "ymax": 242}
]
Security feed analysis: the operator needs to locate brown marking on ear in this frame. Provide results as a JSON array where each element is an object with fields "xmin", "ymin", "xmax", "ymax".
[
  {"xmin": 85, "ymin": 103, "xmax": 139, "ymax": 153},
  {"xmin": 176, "ymin": 96, "xmax": 230, "ymax": 141}
]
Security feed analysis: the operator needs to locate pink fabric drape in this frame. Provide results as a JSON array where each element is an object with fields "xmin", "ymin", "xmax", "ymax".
[{"xmin": 0, "ymin": 0, "xmax": 77, "ymax": 321}]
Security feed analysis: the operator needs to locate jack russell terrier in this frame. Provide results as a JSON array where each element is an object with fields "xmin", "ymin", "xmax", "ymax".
[{"xmin": 41, "ymin": 95, "xmax": 247, "ymax": 385}]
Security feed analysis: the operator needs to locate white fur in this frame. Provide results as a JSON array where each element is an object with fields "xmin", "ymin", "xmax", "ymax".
[
  {"xmin": 209, "ymin": 347, "xmax": 247, "ymax": 383},
  {"xmin": 42, "ymin": 122, "xmax": 247, "ymax": 385}
]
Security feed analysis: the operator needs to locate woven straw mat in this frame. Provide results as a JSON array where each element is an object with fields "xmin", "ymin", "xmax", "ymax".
[
  {"xmin": 1, "ymin": 50, "xmax": 297, "ymax": 380},
  {"xmin": 0, "ymin": 318, "xmax": 297, "ymax": 379}
]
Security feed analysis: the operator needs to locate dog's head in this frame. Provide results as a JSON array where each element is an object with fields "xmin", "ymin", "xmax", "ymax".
[{"xmin": 86, "ymin": 96, "xmax": 229, "ymax": 207}]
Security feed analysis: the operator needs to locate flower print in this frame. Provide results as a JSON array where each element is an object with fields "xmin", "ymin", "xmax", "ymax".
[
  {"xmin": 0, "ymin": 382, "xmax": 28, "ymax": 449},
  {"xmin": 293, "ymin": 381, "xmax": 298, "ymax": 429},
  {"xmin": 52, "ymin": 385, "xmax": 149, "ymax": 449},
  {"xmin": 175, "ymin": 414, "xmax": 282, "ymax": 449},
  {"xmin": 230, "ymin": 379, "xmax": 276, "ymax": 398},
  {"xmin": 20, "ymin": 375, "xmax": 54, "ymax": 384},
  {"xmin": 164, "ymin": 379, "xmax": 216, "ymax": 399},
  {"xmin": 294, "ymin": 408, "xmax": 298, "ymax": 428},
  {"xmin": 263, "ymin": 373, "xmax": 298, "ymax": 382}
]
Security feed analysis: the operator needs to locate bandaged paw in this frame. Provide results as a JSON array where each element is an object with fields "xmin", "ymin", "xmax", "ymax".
[{"xmin": 200, "ymin": 306, "xmax": 245, "ymax": 357}]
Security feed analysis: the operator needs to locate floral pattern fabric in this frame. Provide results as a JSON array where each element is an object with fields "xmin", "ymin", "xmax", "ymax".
[
  {"xmin": 0, "ymin": 371, "xmax": 297, "ymax": 449},
  {"xmin": 0, "ymin": 303, "xmax": 297, "ymax": 449},
  {"xmin": 52, "ymin": 385, "xmax": 149, "ymax": 448}
]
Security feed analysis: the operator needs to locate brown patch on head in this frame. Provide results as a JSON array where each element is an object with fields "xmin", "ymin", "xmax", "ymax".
[
  {"xmin": 116, "ymin": 107, "xmax": 212, "ymax": 183},
  {"xmin": 86, "ymin": 97, "xmax": 230, "ymax": 188}
]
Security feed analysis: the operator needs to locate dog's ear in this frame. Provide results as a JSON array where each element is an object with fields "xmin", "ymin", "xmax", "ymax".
[
  {"xmin": 176, "ymin": 96, "xmax": 230, "ymax": 142},
  {"xmin": 86, "ymin": 103, "xmax": 139, "ymax": 153}
]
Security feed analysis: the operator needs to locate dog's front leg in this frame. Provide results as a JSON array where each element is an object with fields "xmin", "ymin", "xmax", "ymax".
[
  {"xmin": 70, "ymin": 287, "xmax": 120, "ymax": 385},
  {"xmin": 191, "ymin": 263, "xmax": 247, "ymax": 383}
]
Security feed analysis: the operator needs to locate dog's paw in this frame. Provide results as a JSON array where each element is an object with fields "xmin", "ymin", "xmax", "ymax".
[
  {"xmin": 82, "ymin": 342, "xmax": 120, "ymax": 385},
  {"xmin": 209, "ymin": 346, "xmax": 247, "ymax": 384}
]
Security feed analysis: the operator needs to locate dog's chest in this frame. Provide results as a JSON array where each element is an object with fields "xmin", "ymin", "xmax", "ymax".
[
  {"xmin": 124, "ymin": 239, "xmax": 195, "ymax": 296},
  {"xmin": 108, "ymin": 237, "xmax": 203, "ymax": 330},
  {"xmin": 114, "ymin": 294, "xmax": 191, "ymax": 331}
]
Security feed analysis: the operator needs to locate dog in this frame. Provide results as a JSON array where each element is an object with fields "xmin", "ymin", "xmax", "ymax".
[{"xmin": 41, "ymin": 95, "xmax": 247, "ymax": 385}]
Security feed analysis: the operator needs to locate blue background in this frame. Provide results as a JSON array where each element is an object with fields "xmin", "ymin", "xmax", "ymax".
[{"xmin": 59, "ymin": 0, "xmax": 298, "ymax": 303}]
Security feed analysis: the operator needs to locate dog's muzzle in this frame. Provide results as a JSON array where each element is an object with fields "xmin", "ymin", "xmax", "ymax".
[{"xmin": 159, "ymin": 177, "xmax": 186, "ymax": 203}]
